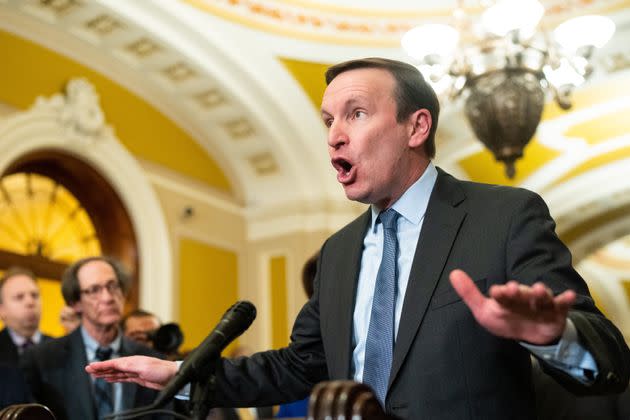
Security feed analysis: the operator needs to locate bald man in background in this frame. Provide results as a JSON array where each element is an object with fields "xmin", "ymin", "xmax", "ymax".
[{"xmin": 0, "ymin": 267, "xmax": 52, "ymax": 365}]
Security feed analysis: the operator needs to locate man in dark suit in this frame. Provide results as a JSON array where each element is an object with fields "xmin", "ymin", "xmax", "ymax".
[
  {"xmin": 0, "ymin": 267, "xmax": 52, "ymax": 365},
  {"xmin": 20, "ymin": 256, "xmax": 167, "ymax": 420},
  {"xmin": 87, "ymin": 58, "xmax": 630, "ymax": 419}
]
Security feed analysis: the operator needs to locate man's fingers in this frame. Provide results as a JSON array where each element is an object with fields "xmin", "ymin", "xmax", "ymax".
[
  {"xmin": 554, "ymin": 289, "xmax": 577, "ymax": 311},
  {"xmin": 449, "ymin": 269, "xmax": 486, "ymax": 310},
  {"xmin": 529, "ymin": 283, "xmax": 553, "ymax": 311}
]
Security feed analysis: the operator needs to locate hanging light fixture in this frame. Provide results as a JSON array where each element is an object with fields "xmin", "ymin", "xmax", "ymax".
[{"xmin": 401, "ymin": 0, "xmax": 615, "ymax": 178}]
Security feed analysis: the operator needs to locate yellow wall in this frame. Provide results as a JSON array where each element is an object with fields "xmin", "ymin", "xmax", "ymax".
[
  {"xmin": 270, "ymin": 255, "xmax": 289, "ymax": 348},
  {"xmin": 0, "ymin": 29, "xmax": 232, "ymax": 194},
  {"xmin": 279, "ymin": 57, "xmax": 330, "ymax": 110},
  {"xmin": 178, "ymin": 238, "xmax": 238, "ymax": 353},
  {"xmin": 38, "ymin": 278, "xmax": 65, "ymax": 337}
]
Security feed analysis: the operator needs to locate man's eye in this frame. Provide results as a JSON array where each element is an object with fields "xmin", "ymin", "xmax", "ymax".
[
  {"xmin": 354, "ymin": 110, "xmax": 366, "ymax": 119},
  {"xmin": 324, "ymin": 119, "xmax": 333, "ymax": 128}
]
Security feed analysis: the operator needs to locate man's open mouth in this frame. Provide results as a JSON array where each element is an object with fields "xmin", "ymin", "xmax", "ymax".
[{"xmin": 332, "ymin": 158, "xmax": 355, "ymax": 184}]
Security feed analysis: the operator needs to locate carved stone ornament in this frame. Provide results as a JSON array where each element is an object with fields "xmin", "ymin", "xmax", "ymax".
[{"xmin": 32, "ymin": 78, "xmax": 111, "ymax": 144}]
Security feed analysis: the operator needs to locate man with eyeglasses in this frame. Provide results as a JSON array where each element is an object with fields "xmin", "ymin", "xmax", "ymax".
[{"xmin": 20, "ymin": 256, "xmax": 169, "ymax": 420}]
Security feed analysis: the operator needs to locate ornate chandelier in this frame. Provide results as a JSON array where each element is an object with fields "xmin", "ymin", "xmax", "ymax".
[{"xmin": 401, "ymin": 0, "xmax": 615, "ymax": 178}]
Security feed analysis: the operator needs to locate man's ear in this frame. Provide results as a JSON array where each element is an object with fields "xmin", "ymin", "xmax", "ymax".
[{"xmin": 408, "ymin": 109, "xmax": 432, "ymax": 149}]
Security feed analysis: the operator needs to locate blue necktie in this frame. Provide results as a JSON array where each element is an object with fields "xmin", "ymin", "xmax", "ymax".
[
  {"xmin": 94, "ymin": 347, "xmax": 113, "ymax": 419},
  {"xmin": 363, "ymin": 208, "xmax": 400, "ymax": 406}
]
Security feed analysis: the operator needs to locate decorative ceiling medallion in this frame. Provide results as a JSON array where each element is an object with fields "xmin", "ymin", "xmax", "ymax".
[
  {"xmin": 85, "ymin": 14, "xmax": 124, "ymax": 36},
  {"xmin": 194, "ymin": 89, "xmax": 227, "ymax": 109},
  {"xmin": 248, "ymin": 152, "xmax": 278, "ymax": 175},
  {"xmin": 162, "ymin": 62, "xmax": 197, "ymax": 82},
  {"xmin": 125, "ymin": 37, "xmax": 162, "ymax": 58},
  {"xmin": 224, "ymin": 118, "xmax": 255, "ymax": 139},
  {"xmin": 33, "ymin": 78, "xmax": 111, "ymax": 144}
]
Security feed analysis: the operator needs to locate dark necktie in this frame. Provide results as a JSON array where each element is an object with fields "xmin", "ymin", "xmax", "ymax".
[
  {"xmin": 94, "ymin": 347, "xmax": 114, "ymax": 418},
  {"xmin": 19, "ymin": 339, "xmax": 34, "ymax": 354},
  {"xmin": 363, "ymin": 208, "xmax": 400, "ymax": 406}
]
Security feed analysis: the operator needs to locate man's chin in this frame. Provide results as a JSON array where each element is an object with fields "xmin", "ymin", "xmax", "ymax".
[{"xmin": 343, "ymin": 186, "xmax": 370, "ymax": 204}]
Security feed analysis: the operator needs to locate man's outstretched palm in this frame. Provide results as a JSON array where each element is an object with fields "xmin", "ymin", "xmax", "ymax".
[{"xmin": 449, "ymin": 269, "xmax": 576, "ymax": 345}]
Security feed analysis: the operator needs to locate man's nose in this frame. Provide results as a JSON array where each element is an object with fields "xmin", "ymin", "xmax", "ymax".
[{"xmin": 327, "ymin": 121, "xmax": 348, "ymax": 150}]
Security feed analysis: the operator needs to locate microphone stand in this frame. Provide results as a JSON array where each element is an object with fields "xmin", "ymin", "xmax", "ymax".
[{"xmin": 189, "ymin": 370, "xmax": 217, "ymax": 420}]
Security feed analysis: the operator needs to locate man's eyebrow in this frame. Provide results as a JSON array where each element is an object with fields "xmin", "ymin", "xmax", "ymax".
[{"xmin": 321, "ymin": 97, "xmax": 364, "ymax": 115}]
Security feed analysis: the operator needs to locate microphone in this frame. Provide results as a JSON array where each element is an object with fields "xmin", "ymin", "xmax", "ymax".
[{"xmin": 152, "ymin": 300, "xmax": 257, "ymax": 408}]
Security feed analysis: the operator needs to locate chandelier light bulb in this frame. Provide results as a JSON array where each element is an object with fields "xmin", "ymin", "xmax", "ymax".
[
  {"xmin": 481, "ymin": 0, "xmax": 544, "ymax": 37},
  {"xmin": 543, "ymin": 58, "xmax": 585, "ymax": 88},
  {"xmin": 553, "ymin": 15, "xmax": 616, "ymax": 52},
  {"xmin": 401, "ymin": 24, "xmax": 459, "ymax": 61}
]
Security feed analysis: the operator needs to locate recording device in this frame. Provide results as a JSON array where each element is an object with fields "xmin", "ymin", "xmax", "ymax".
[
  {"xmin": 147, "ymin": 323, "xmax": 184, "ymax": 355},
  {"xmin": 152, "ymin": 300, "xmax": 257, "ymax": 408}
]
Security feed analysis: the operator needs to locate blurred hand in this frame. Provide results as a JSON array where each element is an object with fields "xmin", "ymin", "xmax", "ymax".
[
  {"xmin": 449, "ymin": 269, "xmax": 576, "ymax": 345},
  {"xmin": 86, "ymin": 355, "xmax": 178, "ymax": 390}
]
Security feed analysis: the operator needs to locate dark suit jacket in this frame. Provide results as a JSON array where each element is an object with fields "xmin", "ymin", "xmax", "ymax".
[
  {"xmin": 211, "ymin": 169, "xmax": 630, "ymax": 419},
  {"xmin": 0, "ymin": 328, "xmax": 52, "ymax": 366},
  {"xmin": 532, "ymin": 357, "xmax": 630, "ymax": 420},
  {"xmin": 0, "ymin": 364, "xmax": 32, "ymax": 409},
  {"xmin": 19, "ymin": 327, "xmax": 166, "ymax": 420}
]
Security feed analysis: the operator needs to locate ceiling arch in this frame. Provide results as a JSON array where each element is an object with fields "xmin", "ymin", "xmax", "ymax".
[{"xmin": 0, "ymin": 28, "xmax": 234, "ymax": 196}]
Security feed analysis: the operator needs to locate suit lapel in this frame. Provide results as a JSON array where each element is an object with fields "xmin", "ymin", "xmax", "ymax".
[
  {"xmin": 389, "ymin": 169, "xmax": 466, "ymax": 386},
  {"xmin": 327, "ymin": 210, "xmax": 371, "ymax": 379},
  {"xmin": 66, "ymin": 329, "xmax": 98, "ymax": 419}
]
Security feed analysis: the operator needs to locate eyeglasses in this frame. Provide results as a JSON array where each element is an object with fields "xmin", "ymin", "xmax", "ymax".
[{"xmin": 79, "ymin": 281, "xmax": 122, "ymax": 298}]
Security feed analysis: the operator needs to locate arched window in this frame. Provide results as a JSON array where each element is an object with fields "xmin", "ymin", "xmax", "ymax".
[{"xmin": 0, "ymin": 150, "xmax": 139, "ymax": 316}]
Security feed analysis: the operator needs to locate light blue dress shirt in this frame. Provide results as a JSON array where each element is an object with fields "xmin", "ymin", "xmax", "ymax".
[
  {"xmin": 351, "ymin": 163, "xmax": 598, "ymax": 383},
  {"xmin": 81, "ymin": 327, "xmax": 124, "ymax": 412}
]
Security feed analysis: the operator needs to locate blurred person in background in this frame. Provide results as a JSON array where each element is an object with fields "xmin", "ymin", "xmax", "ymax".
[
  {"xmin": 122, "ymin": 309, "xmax": 161, "ymax": 349},
  {"xmin": 59, "ymin": 305, "xmax": 81, "ymax": 335},
  {"xmin": 275, "ymin": 252, "xmax": 319, "ymax": 418},
  {"xmin": 20, "ymin": 256, "xmax": 170, "ymax": 420},
  {"xmin": 122, "ymin": 309, "xmax": 183, "ymax": 361},
  {"xmin": 0, "ymin": 267, "xmax": 52, "ymax": 365}
]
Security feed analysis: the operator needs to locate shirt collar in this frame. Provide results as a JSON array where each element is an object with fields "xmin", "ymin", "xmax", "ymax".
[
  {"xmin": 7, "ymin": 328, "xmax": 42, "ymax": 346},
  {"xmin": 370, "ymin": 162, "xmax": 438, "ymax": 232},
  {"xmin": 81, "ymin": 325, "xmax": 122, "ymax": 356}
]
